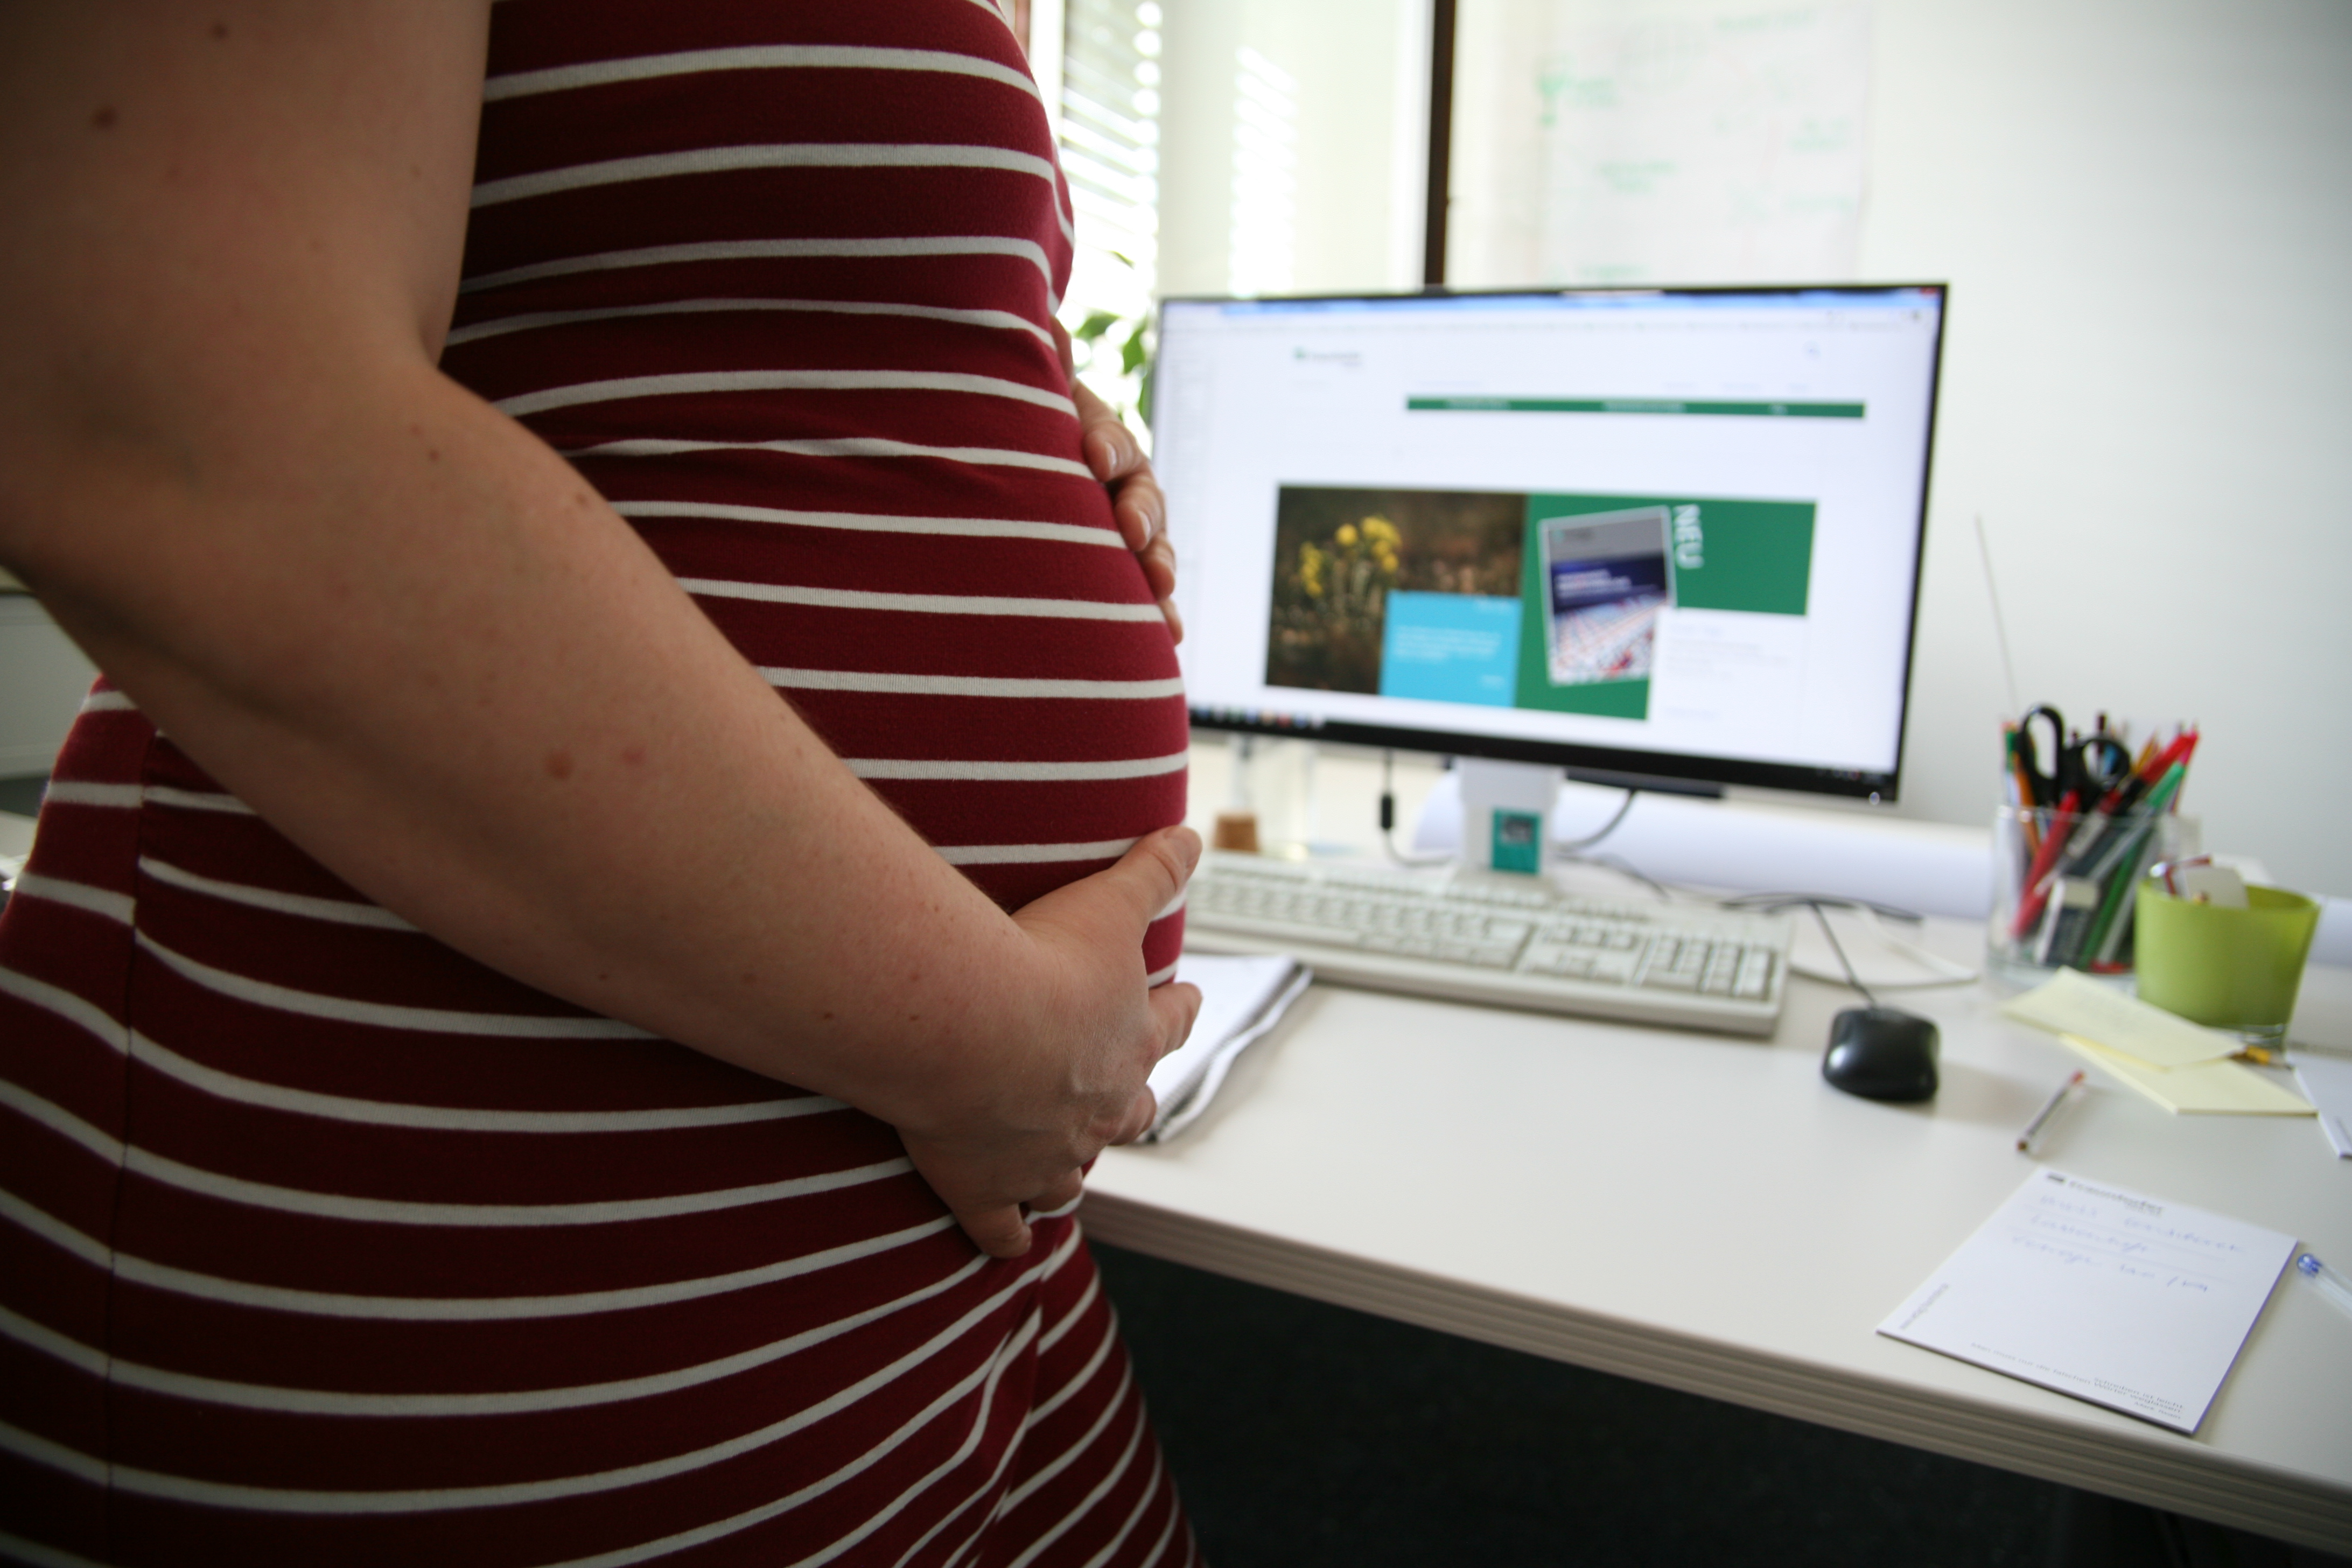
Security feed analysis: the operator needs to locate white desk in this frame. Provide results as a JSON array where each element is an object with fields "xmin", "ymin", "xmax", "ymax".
[{"xmin": 1086, "ymin": 902, "xmax": 2352, "ymax": 1553}]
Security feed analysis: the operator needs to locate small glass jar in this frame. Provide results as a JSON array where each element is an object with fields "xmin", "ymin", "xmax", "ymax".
[{"xmin": 1987, "ymin": 805, "xmax": 2199, "ymax": 987}]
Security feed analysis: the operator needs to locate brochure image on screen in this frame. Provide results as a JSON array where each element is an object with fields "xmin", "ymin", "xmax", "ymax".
[
  {"xmin": 1537, "ymin": 507, "xmax": 1671, "ymax": 689},
  {"xmin": 1265, "ymin": 486, "xmax": 1524, "ymax": 696},
  {"xmin": 1514, "ymin": 493, "xmax": 1818, "ymax": 722},
  {"xmin": 1264, "ymin": 483, "xmax": 1819, "ymax": 731}
]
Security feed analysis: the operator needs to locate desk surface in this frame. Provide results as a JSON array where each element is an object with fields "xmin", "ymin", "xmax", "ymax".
[{"xmin": 1087, "ymin": 897, "xmax": 2352, "ymax": 1553}]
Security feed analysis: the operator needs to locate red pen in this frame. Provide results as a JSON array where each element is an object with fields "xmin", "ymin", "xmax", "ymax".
[
  {"xmin": 2011, "ymin": 787, "xmax": 2081, "ymax": 940},
  {"xmin": 2090, "ymin": 727, "xmax": 2195, "ymax": 817}
]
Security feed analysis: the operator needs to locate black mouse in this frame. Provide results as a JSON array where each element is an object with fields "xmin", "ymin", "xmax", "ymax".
[{"xmin": 1822, "ymin": 1006, "xmax": 1940, "ymax": 1101}]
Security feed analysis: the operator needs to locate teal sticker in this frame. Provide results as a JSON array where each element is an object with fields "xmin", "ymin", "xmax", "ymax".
[{"xmin": 1492, "ymin": 809, "xmax": 1544, "ymax": 876}]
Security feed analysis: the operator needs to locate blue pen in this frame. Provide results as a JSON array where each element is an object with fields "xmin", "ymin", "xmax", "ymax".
[{"xmin": 2298, "ymin": 1254, "xmax": 2352, "ymax": 1320}]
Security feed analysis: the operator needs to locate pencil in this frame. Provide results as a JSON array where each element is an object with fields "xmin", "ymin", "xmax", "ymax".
[{"xmin": 2018, "ymin": 1070, "xmax": 2087, "ymax": 1153}]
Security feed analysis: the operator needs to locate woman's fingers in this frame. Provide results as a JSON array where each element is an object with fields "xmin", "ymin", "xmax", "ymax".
[
  {"xmin": 909, "ymin": 1139, "xmax": 1105, "ymax": 1257},
  {"xmin": 1065, "ymin": 372, "xmax": 1180, "ymax": 636},
  {"xmin": 1113, "ymin": 472, "xmax": 1167, "ymax": 554},
  {"xmin": 1152, "ymin": 981, "xmax": 1202, "ymax": 1061},
  {"xmin": 1030, "ymin": 1168, "xmax": 1089, "ymax": 1217},
  {"xmin": 1019, "ymin": 824, "xmax": 1200, "ymax": 944},
  {"xmin": 955, "ymin": 1201, "xmax": 1035, "ymax": 1260},
  {"xmin": 1084, "ymin": 419, "xmax": 1142, "ymax": 483},
  {"xmin": 1131, "ymin": 526, "xmax": 1175, "ymax": 597}
]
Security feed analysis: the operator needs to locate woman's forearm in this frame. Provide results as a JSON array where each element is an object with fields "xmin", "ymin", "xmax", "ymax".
[{"xmin": 24, "ymin": 341, "xmax": 1059, "ymax": 1124}]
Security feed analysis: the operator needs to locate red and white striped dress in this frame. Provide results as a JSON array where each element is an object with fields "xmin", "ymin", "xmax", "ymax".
[{"xmin": 0, "ymin": 3, "xmax": 1194, "ymax": 1563}]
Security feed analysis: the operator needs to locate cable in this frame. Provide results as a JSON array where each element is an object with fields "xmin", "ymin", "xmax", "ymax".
[
  {"xmin": 1808, "ymin": 901, "xmax": 1878, "ymax": 1007},
  {"xmin": 1378, "ymin": 750, "xmax": 1452, "ymax": 866},
  {"xmin": 1726, "ymin": 893, "xmax": 1981, "ymax": 991},
  {"xmin": 1548, "ymin": 787, "xmax": 1636, "ymax": 856},
  {"xmin": 1719, "ymin": 890, "xmax": 1925, "ymax": 923},
  {"xmin": 1551, "ymin": 851, "xmax": 1675, "ymax": 903}
]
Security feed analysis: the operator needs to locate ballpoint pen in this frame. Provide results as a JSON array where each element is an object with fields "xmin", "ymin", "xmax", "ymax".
[
  {"xmin": 2017, "ymin": 1070, "xmax": 2085, "ymax": 1153},
  {"xmin": 2011, "ymin": 788, "xmax": 2082, "ymax": 939},
  {"xmin": 2297, "ymin": 1254, "xmax": 2352, "ymax": 1322},
  {"xmin": 2005, "ymin": 726, "xmax": 2042, "ymax": 857}
]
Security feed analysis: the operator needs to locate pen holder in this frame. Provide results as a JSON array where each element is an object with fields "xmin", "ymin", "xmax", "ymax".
[
  {"xmin": 2132, "ymin": 883, "xmax": 2319, "ymax": 1044},
  {"xmin": 1987, "ymin": 806, "xmax": 2197, "ymax": 985}
]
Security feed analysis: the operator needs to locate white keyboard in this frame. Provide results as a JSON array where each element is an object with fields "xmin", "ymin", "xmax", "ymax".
[{"xmin": 1183, "ymin": 852, "xmax": 1791, "ymax": 1035}]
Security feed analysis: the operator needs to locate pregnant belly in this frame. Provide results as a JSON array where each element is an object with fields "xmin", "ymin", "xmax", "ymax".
[{"xmin": 605, "ymin": 459, "xmax": 1191, "ymax": 934}]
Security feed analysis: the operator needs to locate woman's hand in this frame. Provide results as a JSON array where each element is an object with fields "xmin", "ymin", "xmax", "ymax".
[
  {"xmin": 894, "ymin": 826, "xmax": 1203, "ymax": 1258},
  {"xmin": 1056, "ymin": 321, "xmax": 1181, "ymax": 643}
]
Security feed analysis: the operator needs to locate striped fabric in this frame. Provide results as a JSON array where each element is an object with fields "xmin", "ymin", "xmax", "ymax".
[{"xmin": 0, "ymin": 3, "xmax": 1195, "ymax": 1564}]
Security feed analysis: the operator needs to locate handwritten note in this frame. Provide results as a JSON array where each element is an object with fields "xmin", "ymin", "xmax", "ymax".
[{"xmin": 1879, "ymin": 1169, "xmax": 2295, "ymax": 1433}]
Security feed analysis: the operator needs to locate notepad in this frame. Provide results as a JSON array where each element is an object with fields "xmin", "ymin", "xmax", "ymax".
[
  {"xmin": 1879, "ymin": 1168, "xmax": 2297, "ymax": 1434},
  {"xmin": 2000, "ymin": 969, "xmax": 2311, "ymax": 1115},
  {"xmin": 1144, "ymin": 954, "xmax": 1310, "ymax": 1142},
  {"xmin": 2054, "ymin": 1033, "xmax": 2313, "ymax": 1116},
  {"xmin": 2000, "ymin": 969, "xmax": 2239, "ymax": 1068}
]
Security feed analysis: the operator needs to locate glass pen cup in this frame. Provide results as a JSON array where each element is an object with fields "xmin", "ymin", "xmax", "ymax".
[{"xmin": 1987, "ymin": 804, "xmax": 2199, "ymax": 986}]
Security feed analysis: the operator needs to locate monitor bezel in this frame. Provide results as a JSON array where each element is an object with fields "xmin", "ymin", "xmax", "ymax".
[{"xmin": 1156, "ymin": 281, "xmax": 1950, "ymax": 804}]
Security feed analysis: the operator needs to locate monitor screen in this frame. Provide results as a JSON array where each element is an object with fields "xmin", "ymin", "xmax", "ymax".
[{"xmin": 1152, "ymin": 285, "xmax": 1948, "ymax": 800}]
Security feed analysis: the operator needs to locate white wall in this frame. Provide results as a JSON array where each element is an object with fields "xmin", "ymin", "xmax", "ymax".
[{"xmin": 1451, "ymin": 0, "xmax": 2352, "ymax": 897}]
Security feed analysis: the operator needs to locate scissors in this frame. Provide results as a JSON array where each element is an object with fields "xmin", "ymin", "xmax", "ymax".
[{"xmin": 2015, "ymin": 706, "xmax": 2133, "ymax": 807}]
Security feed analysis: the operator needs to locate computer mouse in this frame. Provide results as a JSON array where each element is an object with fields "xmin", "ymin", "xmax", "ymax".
[{"xmin": 1822, "ymin": 1006, "xmax": 1940, "ymax": 1102}]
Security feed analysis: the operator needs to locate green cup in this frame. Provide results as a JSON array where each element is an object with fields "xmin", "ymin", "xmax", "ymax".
[{"xmin": 2132, "ymin": 881, "xmax": 2321, "ymax": 1042}]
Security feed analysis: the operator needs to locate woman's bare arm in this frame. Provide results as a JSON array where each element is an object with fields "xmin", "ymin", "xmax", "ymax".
[{"xmin": 0, "ymin": 0, "xmax": 1198, "ymax": 1258}]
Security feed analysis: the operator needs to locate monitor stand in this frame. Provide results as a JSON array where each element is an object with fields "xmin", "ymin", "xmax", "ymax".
[{"xmin": 1455, "ymin": 757, "xmax": 1562, "ymax": 877}]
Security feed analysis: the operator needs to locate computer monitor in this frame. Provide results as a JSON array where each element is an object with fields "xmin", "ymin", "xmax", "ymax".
[{"xmin": 1152, "ymin": 284, "xmax": 1948, "ymax": 801}]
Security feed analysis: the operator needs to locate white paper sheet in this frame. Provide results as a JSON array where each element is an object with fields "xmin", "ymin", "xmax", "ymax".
[
  {"xmin": 1878, "ymin": 1168, "xmax": 2296, "ymax": 1434},
  {"xmin": 2291, "ymin": 1052, "xmax": 2352, "ymax": 1158},
  {"xmin": 1145, "ymin": 954, "xmax": 1310, "ymax": 1142}
]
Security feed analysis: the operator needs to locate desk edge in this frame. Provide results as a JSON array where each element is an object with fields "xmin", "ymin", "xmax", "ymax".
[{"xmin": 1080, "ymin": 1192, "xmax": 2352, "ymax": 1555}]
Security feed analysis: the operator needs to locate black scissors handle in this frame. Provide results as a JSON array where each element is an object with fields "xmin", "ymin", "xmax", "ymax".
[
  {"xmin": 2067, "ymin": 732, "xmax": 2134, "ymax": 802},
  {"xmin": 2017, "ymin": 705, "xmax": 2067, "ymax": 807}
]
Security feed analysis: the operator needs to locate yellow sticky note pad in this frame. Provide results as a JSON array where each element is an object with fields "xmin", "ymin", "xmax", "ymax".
[
  {"xmin": 2000, "ymin": 968, "xmax": 2239, "ymax": 1069},
  {"xmin": 2059, "ymin": 1033, "xmax": 2315, "ymax": 1116}
]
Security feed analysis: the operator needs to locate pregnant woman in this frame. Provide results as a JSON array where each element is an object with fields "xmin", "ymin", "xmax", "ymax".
[{"xmin": 0, "ymin": 3, "xmax": 1201, "ymax": 1563}]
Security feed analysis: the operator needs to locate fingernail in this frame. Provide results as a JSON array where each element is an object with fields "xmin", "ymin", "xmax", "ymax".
[{"xmin": 1170, "ymin": 824, "xmax": 1202, "ymax": 871}]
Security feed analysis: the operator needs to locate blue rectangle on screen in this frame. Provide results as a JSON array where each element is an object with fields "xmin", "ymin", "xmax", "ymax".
[{"xmin": 1379, "ymin": 592, "xmax": 1523, "ymax": 706}]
